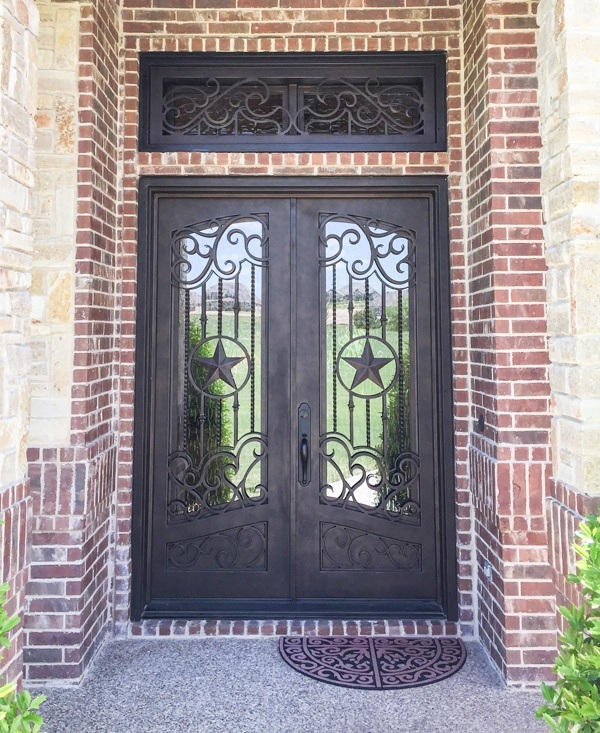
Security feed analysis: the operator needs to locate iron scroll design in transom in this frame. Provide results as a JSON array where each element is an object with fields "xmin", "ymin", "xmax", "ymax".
[
  {"xmin": 139, "ymin": 52, "xmax": 447, "ymax": 152},
  {"xmin": 162, "ymin": 78, "xmax": 424, "ymax": 138}
]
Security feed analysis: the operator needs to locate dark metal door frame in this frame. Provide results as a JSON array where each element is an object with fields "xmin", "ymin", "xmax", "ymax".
[{"xmin": 132, "ymin": 176, "xmax": 457, "ymax": 621}]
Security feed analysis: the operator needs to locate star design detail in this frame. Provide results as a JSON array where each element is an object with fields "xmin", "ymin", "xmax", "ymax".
[
  {"xmin": 193, "ymin": 340, "xmax": 245, "ymax": 390},
  {"xmin": 342, "ymin": 340, "xmax": 393, "ymax": 390}
]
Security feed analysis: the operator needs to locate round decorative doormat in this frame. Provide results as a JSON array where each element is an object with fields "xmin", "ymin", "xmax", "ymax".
[{"xmin": 279, "ymin": 636, "xmax": 467, "ymax": 690}]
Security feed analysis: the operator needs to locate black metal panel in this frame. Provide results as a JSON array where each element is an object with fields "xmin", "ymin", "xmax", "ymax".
[
  {"xmin": 132, "ymin": 176, "xmax": 456, "ymax": 621},
  {"xmin": 139, "ymin": 52, "xmax": 447, "ymax": 152}
]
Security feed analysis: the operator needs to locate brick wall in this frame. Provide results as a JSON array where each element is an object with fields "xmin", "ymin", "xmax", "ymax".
[
  {"xmin": 116, "ymin": 0, "xmax": 557, "ymax": 687},
  {"xmin": 463, "ymin": 0, "xmax": 556, "ymax": 684},
  {"xmin": 24, "ymin": 0, "xmax": 121, "ymax": 683},
  {"xmin": 114, "ymin": 0, "xmax": 473, "ymax": 639},
  {"xmin": 14, "ymin": 0, "xmax": 571, "ymax": 687},
  {"xmin": 537, "ymin": 0, "xmax": 600, "ymax": 622},
  {"xmin": 0, "ymin": 0, "xmax": 38, "ymax": 684}
]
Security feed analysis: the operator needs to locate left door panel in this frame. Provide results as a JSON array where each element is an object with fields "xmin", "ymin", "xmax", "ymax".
[{"xmin": 140, "ymin": 195, "xmax": 292, "ymax": 611}]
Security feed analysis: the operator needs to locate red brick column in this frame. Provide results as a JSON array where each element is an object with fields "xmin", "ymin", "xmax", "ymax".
[
  {"xmin": 464, "ymin": 0, "xmax": 556, "ymax": 685},
  {"xmin": 24, "ymin": 0, "xmax": 122, "ymax": 683}
]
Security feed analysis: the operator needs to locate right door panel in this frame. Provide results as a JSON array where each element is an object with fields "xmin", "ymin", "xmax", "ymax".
[{"xmin": 295, "ymin": 196, "xmax": 438, "ymax": 603}]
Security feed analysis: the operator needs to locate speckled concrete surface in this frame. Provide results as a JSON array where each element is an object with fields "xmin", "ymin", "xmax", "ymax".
[{"xmin": 37, "ymin": 638, "xmax": 547, "ymax": 733}]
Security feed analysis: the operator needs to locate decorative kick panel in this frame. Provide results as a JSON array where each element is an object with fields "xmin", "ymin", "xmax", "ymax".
[
  {"xmin": 167, "ymin": 214, "xmax": 268, "ymax": 522},
  {"xmin": 319, "ymin": 213, "xmax": 421, "ymax": 524},
  {"xmin": 139, "ymin": 53, "xmax": 446, "ymax": 152},
  {"xmin": 320, "ymin": 523, "xmax": 421, "ymax": 571},
  {"xmin": 167, "ymin": 523, "xmax": 267, "ymax": 570}
]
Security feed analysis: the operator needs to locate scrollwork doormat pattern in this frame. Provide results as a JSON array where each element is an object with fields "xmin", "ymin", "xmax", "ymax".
[{"xmin": 279, "ymin": 636, "xmax": 467, "ymax": 689}]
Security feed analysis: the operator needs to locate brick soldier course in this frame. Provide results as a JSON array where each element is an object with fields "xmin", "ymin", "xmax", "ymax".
[{"xmin": 0, "ymin": 0, "xmax": 598, "ymax": 688}]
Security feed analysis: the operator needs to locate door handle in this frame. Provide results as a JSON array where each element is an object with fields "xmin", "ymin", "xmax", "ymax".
[
  {"xmin": 300, "ymin": 436, "xmax": 309, "ymax": 485},
  {"xmin": 298, "ymin": 402, "xmax": 311, "ymax": 485}
]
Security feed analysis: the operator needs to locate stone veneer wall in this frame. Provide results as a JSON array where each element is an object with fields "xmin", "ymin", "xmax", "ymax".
[
  {"xmin": 30, "ymin": 0, "xmax": 78, "ymax": 447},
  {"xmin": 0, "ymin": 0, "xmax": 38, "ymax": 684},
  {"xmin": 537, "ymin": 0, "xmax": 600, "ymax": 615},
  {"xmin": 24, "ymin": 0, "xmax": 121, "ymax": 682},
  {"xmin": 462, "ymin": 0, "xmax": 556, "ymax": 684}
]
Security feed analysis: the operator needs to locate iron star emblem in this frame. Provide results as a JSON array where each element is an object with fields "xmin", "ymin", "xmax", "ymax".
[
  {"xmin": 342, "ymin": 339, "xmax": 393, "ymax": 390},
  {"xmin": 193, "ymin": 339, "xmax": 245, "ymax": 389}
]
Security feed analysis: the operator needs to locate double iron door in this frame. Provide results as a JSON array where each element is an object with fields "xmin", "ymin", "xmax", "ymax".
[{"xmin": 133, "ymin": 179, "xmax": 456, "ymax": 619}]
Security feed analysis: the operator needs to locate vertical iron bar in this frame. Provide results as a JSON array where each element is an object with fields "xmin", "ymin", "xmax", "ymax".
[
  {"xmin": 348, "ymin": 275, "xmax": 354, "ymax": 339},
  {"xmin": 201, "ymin": 282, "xmax": 207, "ymax": 339},
  {"xmin": 398, "ymin": 288, "xmax": 405, "ymax": 453},
  {"xmin": 348, "ymin": 272, "xmax": 354, "ymax": 442},
  {"xmin": 365, "ymin": 278, "xmax": 370, "ymax": 335},
  {"xmin": 199, "ymin": 282, "xmax": 207, "ymax": 460},
  {"xmin": 381, "ymin": 284, "xmax": 387, "ymax": 340},
  {"xmin": 250, "ymin": 263, "xmax": 256, "ymax": 433},
  {"xmin": 365, "ymin": 277, "xmax": 371, "ymax": 445},
  {"xmin": 217, "ymin": 278, "xmax": 223, "ymax": 335},
  {"xmin": 382, "ymin": 395, "xmax": 388, "ymax": 465},
  {"xmin": 233, "ymin": 272, "xmax": 239, "ymax": 444},
  {"xmin": 332, "ymin": 264, "xmax": 337, "ymax": 433},
  {"xmin": 218, "ymin": 398, "xmax": 223, "ymax": 447},
  {"xmin": 289, "ymin": 82, "xmax": 299, "ymax": 132},
  {"xmin": 199, "ymin": 394, "xmax": 205, "ymax": 460},
  {"xmin": 234, "ymin": 274, "xmax": 240, "ymax": 340},
  {"xmin": 183, "ymin": 289, "xmax": 190, "ymax": 453}
]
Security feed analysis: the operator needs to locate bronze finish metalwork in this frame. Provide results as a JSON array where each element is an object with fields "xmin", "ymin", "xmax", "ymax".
[
  {"xmin": 139, "ymin": 53, "xmax": 446, "ymax": 152},
  {"xmin": 132, "ymin": 177, "xmax": 456, "ymax": 621}
]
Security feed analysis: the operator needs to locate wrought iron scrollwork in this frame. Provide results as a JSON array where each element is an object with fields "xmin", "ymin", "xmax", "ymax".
[
  {"xmin": 163, "ymin": 79, "xmax": 288, "ymax": 136},
  {"xmin": 319, "ymin": 434, "xmax": 420, "ymax": 523},
  {"xmin": 320, "ymin": 523, "xmax": 421, "ymax": 571},
  {"xmin": 319, "ymin": 213, "xmax": 416, "ymax": 289},
  {"xmin": 171, "ymin": 213, "xmax": 269, "ymax": 289},
  {"xmin": 320, "ymin": 210, "xmax": 418, "ymax": 525},
  {"xmin": 168, "ymin": 434, "xmax": 268, "ymax": 522},
  {"xmin": 167, "ymin": 523, "xmax": 267, "ymax": 570},
  {"xmin": 162, "ymin": 77, "xmax": 424, "ymax": 139},
  {"xmin": 300, "ymin": 79, "xmax": 424, "ymax": 135}
]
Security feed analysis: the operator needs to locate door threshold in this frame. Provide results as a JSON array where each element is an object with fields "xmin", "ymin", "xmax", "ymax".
[{"xmin": 127, "ymin": 618, "xmax": 465, "ymax": 638}]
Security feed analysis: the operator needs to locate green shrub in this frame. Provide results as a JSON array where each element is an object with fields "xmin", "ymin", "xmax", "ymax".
[
  {"xmin": 352, "ymin": 307, "xmax": 381, "ymax": 331},
  {"xmin": 0, "ymin": 571, "xmax": 45, "ymax": 732},
  {"xmin": 536, "ymin": 513, "xmax": 600, "ymax": 732},
  {"xmin": 0, "ymin": 687, "xmax": 45, "ymax": 733}
]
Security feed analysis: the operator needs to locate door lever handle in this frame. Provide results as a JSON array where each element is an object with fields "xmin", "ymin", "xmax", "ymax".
[
  {"xmin": 298, "ymin": 402, "xmax": 311, "ymax": 485},
  {"xmin": 300, "ymin": 436, "xmax": 309, "ymax": 485}
]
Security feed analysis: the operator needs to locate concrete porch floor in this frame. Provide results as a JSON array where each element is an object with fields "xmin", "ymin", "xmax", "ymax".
[{"xmin": 38, "ymin": 638, "xmax": 547, "ymax": 733}]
